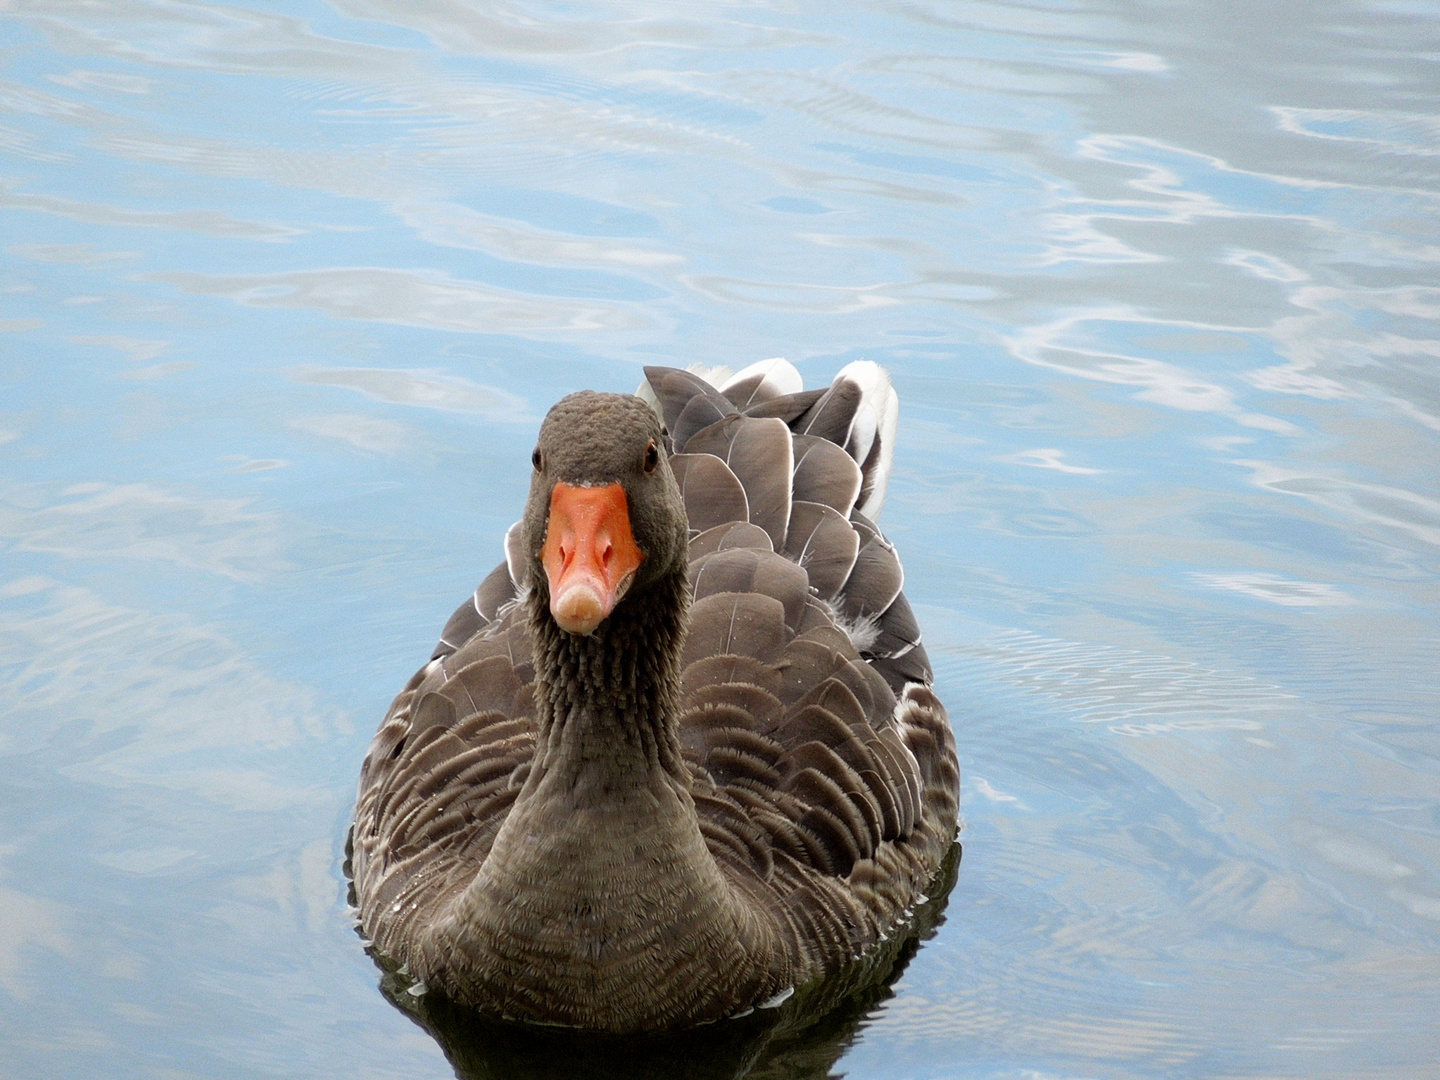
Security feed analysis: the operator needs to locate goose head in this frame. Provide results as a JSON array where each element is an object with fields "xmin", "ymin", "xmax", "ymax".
[{"xmin": 522, "ymin": 391, "xmax": 688, "ymax": 636}]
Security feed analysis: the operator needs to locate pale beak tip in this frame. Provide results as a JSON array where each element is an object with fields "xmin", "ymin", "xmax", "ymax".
[{"xmin": 552, "ymin": 584, "xmax": 607, "ymax": 635}]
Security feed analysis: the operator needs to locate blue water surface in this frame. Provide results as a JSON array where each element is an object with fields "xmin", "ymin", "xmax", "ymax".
[{"xmin": 2, "ymin": 2, "xmax": 1438, "ymax": 1077}]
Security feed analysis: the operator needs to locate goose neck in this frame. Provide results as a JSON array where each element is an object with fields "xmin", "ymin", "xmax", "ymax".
[{"xmin": 528, "ymin": 569, "xmax": 689, "ymax": 781}]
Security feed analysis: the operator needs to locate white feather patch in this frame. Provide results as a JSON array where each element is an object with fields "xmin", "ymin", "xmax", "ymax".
[
  {"xmin": 757, "ymin": 986, "xmax": 794, "ymax": 1009},
  {"xmin": 634, "ymin": 375, "xmax": 663, "ymax": 419},
  {"xmin": 720, "ymin": 357, "xmax": 803, "ymax": 400},
  {"xmin": 687, "ymin": 362, "xmax": 734, "ymax": 389},
  {"xmin": 836, "ymin": 610, "xmax": 882, "ymax": 654},
  {"xmin": 504, "ymin": 519, "xmax": 529, "ymax": 592},
  {"xmin": 892, "ymin": 687, "xmax": 933, "ymax": 773},
  {"xmin": 835, "ymin": 360, "xmax": 898, "ymax": 519}
]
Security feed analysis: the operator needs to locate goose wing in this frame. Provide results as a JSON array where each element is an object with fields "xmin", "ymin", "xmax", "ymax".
[
  {"xmin": 645, "ymin": 366, "xmax": 958, "ymax": 958},
  {"xmin": 351, "ymin": 564, "xmax": 534, "ymax": 956},
  {"xmin": 644, "ymin": 364, "xmax": 933, "ymax": 692}
]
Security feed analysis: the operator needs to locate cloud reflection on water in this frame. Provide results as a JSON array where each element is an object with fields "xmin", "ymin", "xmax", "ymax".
[
  {"xmin": 0, "ymin": 483, "xmax": 286, "ymax": 579},
  {"xmin": 289, "ymin": 366, "xmax": 529, "ymax": 418}
]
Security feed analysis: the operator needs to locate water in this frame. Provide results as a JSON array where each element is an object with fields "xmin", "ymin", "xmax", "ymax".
[{"xmin": 3, "ymin": 1, "xmax": 1438, "ymax": 1076}]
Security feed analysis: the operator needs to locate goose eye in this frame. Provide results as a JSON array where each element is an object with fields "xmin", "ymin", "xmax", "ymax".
[
  {"xmin": 643, "ymin": 441, "xmax": 660, "ymax": 474},
  {"xmin": 532, "ymin": 447, "xmax": 543, "ymax": 472}
]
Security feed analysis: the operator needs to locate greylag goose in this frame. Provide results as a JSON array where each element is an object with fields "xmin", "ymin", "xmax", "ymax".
[{"xmin": 351, "ymin": 360, "xmax": 959, "ymax": 1033}]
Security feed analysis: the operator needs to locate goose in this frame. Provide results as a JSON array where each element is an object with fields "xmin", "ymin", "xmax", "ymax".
[{"xmin": 350, "ymin": 359, "xmax": 959, "ymax": 1034}]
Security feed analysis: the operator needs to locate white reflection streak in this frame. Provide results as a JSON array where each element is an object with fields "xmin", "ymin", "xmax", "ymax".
[
  {"xmin": 1079, "ymin": 132, "xmax": 1364, "ymax": 200},
  {"xmin": 1040, "ymin": 135, "xmax": 1240, "ymax": 267},
  {"xmin": 0, "ymin": 182, "xmax": 303, "ymax": 241},
  {"xmin": 1270, "ymin": 107, "xmax": 1440, "ymax": 159},
  {"xmin": 1043, "ymin": 132, "xmax": 1440, "ymax": 269},
  {"xmin": 1236, "ymin": 459, "xmax": 1440, "ymax": 548},
  {"xmin": 47, "ymin": 69, "xmax": 153, "ymax": 94},
  {"xmin": 10, "ymin": 0, "xmax": 409, "ymax": 78},
  {"xmin": 1002, "ymin": 448, "xmax": 1101, "ymax": 475},
  {"xmin": 289, "ymin": 366, "xmax": 529, "ymax": 419},
  {"xmin": 1062, "ymin": 50, "xmax": 1170, "ymax": 73},
  {"xmin": 0, "ymin": 482, "xmax": 285, "ymax": 580},
  {"xmin": 682, "ymin": 274, "xmax": 903, "ymax": 313},
  {"xmin": 1222, "ymin": 249, "xmax": 1309, "ymax": 284},
  {"xmin": 327, "ymin": 1, "xmax": 830, "ymax": 58},
  {"xmin": 1189, "ymin": 572, "xmax": 1352, "ymax": 607},
  {"xmin": 0, "ymin": 120, "xmax": 73, "ymax": 163},
  {"xmin": 70, "ymin": 334, "xmax": 169, "ymax": 362},
  {"xmin": 1006, "ymin": 308, "xmax": 1296, "ymax": 432},
  {"xmin": 290, "ymin": 413, "xmax": 410, "ymax": 453},
  {"xmin": 117, "ymin": 361, "xmax": 197, "ymax": 381},
  {"xmin": 721, "ymin": 68, "xmax": 976, "ymax": 149},
  {"xmin": 1246, "ymin": 278, "xmax": 1440, "ymax": 415},
  {"xmin": 1312, "ymin": 836, "xmax": 1413, "ymax": 880},
  {"xmin": 95, "ymin": 848, "xmax": 197, "ymax": 874},
  {"xmin": 1389, "ymin": 888, "xmax": 1440, "ymax": 922},
  {"xmin": 972, "ymin": 776, "xmax": 1024, "ymax": 806},
  {"xmin": 395, "ymin": 200, "xmax": 682, "ymax": 268},
  {"xmin": 7, "ymin": 242, "xmax": 139, "ymax": 264},
  {"xmin": 150, "ymin": 267, "xmax": 644, "ymax": 334}
]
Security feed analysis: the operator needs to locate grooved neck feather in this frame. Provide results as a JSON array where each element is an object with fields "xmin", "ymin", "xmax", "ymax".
[{"xmin": 527, "ymin": 569, "xmax": 689, "ymax": 780}]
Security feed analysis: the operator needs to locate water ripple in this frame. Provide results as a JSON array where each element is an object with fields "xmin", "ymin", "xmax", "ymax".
[{"xmin": 951, "ymin": 629, "xmax": 1294, "ymax": 737}]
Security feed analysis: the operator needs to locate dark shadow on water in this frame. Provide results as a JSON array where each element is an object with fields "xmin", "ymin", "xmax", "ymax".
[{"xmin": 370, "ymin": 844, "xmax": 960, "ymax": 1080}]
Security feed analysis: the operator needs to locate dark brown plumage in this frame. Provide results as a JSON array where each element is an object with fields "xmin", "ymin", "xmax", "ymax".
[{"xmin": 351, "ymin": 360, "xmax": 959, "ymax": 1033}]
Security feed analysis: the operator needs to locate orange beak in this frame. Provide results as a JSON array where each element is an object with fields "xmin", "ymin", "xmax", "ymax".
[{"xmin": 541, "ymin": 482, "xmax": 645, "ymax": 635}]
